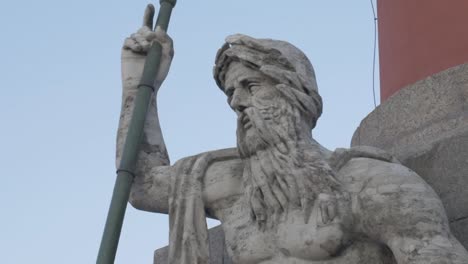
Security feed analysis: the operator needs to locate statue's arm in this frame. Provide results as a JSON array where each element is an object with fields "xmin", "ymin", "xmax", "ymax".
[
  {"xmin": 117, "ymin": 5, "xmax": 174, "ymax": 213},
  {"xmin": 343, "ymin": 158, "xmax": 468, "ymax": 263},
  {"xmin": 382, "ymin": 184, "xmax": 468, "ymax": 264}
]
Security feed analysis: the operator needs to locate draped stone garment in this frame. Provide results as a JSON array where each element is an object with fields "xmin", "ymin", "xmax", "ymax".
[{"xmin": 168, "ymin": 148, "xmax": 239, "ymax": 264}]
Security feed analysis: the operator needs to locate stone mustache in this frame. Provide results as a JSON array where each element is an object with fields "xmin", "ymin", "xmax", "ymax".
[{"xmin": 117, "ymin": 6, "xmax": 468, "ymax": 264}]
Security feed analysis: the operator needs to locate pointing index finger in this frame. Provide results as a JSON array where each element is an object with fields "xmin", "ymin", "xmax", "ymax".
[{"xmin": 143, "ymin": 4, "xmax": 155, "ymax": 29}]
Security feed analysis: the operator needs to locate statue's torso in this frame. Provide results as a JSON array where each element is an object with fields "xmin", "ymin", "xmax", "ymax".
[
  {"xmin": 203, "ymin": 158, "xmax": 396, "ymax": 264},
  {"xmin": 213, "ymin": 194, "xmax": 395, "ymax": 264}
]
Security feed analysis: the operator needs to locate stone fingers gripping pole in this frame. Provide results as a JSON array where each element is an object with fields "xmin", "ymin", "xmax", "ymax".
[{"xmin": 96, "ymin": 1, "xmax": 177, "ymax": 263}]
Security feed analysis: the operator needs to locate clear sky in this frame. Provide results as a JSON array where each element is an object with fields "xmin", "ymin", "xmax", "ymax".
[{"xmin": 0, "ymin": 1, "xmax": 379, "ymax": 263}]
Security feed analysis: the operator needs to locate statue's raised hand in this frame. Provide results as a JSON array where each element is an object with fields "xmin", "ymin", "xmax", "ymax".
[{"xmin": 121, "ymin": 4, "xmax": 174, "ymax": 92}]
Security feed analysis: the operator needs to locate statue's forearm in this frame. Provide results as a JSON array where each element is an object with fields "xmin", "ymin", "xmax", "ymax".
[
  {"xmin": 116, "ymin": 84, "xmax": 170, "ymax": 178},
  {"xmin": 116, "ymin": 85, "xmax": 171, "ymax": 213},
  {"xmin": 118, "ymin": 42, "xmax": 173, "ymax": 212}
]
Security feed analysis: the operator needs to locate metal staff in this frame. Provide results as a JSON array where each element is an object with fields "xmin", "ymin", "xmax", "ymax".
[{"xmin": 97, "ymin": 1, "xmax": 177, "ymax": 263}]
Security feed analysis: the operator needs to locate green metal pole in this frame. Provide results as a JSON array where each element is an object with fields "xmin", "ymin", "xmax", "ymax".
[{"xmin": 97, "ymin": 1, "xmax": 176, "ymax": 263}]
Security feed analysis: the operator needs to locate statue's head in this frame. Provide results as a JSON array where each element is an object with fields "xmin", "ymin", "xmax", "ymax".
[
  {"xmin": 214, "ymin": 34, "xmax": 323, "ymax": 156},
  {"xmin": 214, "ymin": 35, "xmax": 339, "ymax": 225}
]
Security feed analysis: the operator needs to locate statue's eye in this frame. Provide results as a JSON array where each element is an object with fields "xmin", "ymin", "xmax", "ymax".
[{"xmin": 248, "ymin": 82, "xmax": 261, "ymax": 94}]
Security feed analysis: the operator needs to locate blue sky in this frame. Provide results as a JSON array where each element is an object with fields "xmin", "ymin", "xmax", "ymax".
[{"xmin": 0, "ymin": 1, "xmax": 379, "ymax": 263}]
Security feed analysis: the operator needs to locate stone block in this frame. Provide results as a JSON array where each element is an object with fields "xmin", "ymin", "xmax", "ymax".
[
  {"xmin": 404, "ymin": 134, "xmax": 468, "ymax": 221},
  {"xmin": 352, "ymin": 63, "xmax": 468, "ymax": 160},
  {"xmin": 451, "ymin": 218, "xmax": 468, "ymax": 247},
  {"xmin": 208, "ymin": 225, "xmax": 226, "ymax": 263},
  {"xmin": 154, "ymin": 225, "xmax": 229, "ymax": 264},
  {"xmin": 154, "ymin": 246, "xmax": 168, "ymax": 264}
]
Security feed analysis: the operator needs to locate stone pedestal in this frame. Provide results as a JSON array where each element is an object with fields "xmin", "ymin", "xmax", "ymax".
[{"xmin": 352, "ymin": 63, "xmax": 468, "ymax": 248}]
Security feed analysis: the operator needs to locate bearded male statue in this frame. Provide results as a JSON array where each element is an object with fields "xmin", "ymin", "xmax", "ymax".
[{"xmin": 117, "ymin": 6, "xmax": 468, "ymax": 264}]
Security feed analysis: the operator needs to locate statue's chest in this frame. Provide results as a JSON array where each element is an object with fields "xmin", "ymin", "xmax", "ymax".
[
  {"xmin": 275, "ymin": 209, "xmax": 347, "ymax": 261},
  {"xmin": 220, "ymin": 204, "xmax": 348, "ymax": 264}
]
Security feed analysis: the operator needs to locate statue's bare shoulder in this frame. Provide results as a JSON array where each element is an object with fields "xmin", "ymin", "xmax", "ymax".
[
  {"xmin": 200, "ymin": 148, "xmax": 244, "ymax": 217},
  {"xmin": 337, "ymin": 155, "xmax": 439, "ymax": 211}
]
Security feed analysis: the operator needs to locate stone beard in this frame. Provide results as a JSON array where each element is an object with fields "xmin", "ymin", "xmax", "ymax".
[{"xmin": 236, "ymin": 80, "xmax": 341, "ymax": 228}]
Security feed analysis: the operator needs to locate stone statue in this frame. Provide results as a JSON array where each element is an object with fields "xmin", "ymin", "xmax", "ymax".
[{"xmin": 117, "ymin": 6, "xmax": 468, "ymax": 264}]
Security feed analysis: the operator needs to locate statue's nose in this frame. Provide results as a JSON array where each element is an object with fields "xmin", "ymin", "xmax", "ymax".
[{"xmin": 230, "ymin": 88, "xmax": 249, "ymax": 112}]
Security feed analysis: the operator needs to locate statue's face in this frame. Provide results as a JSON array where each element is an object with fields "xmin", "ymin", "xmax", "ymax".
[{"xmin": 224, "ymin": 62, "xmax": 289, "ymax": 155}]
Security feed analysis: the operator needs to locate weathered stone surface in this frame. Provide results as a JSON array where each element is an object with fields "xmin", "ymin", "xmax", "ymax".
[
  {"xmin": 222, "ymin": 245, "xmax": 233, "ymax": 264},
  {"xmin": 351, "ymin": 63, "xmax": 468, "ymax": 251},
  {"xmin": 404, "ymin": 134, "xmax": 468, "ymax": 222},
  {"xmin": 451, "ymin": 218, "xmax": 468, "ymax": 248},
  {"xmin": 208, "ymin": 225, "xmax": 226, "ymax": 263},
  {"xmin": 352, "ymin": 63, "xmax": 468, "ymax": 160},
  {"xmin": 119, "ymin": 12, "xmax": 468, "ymax": 262},
  {"xmin": 154, "ymin": 226, "xmax": 227, "ymax": 264},
  {"xmin": 154, "ymin": 245, "xmax": 168, "ymax": 264}
]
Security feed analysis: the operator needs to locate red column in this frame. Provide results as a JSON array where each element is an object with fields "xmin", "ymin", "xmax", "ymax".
[{"xmin": 378, "ymin": 0, "xmax": 468, "ymax": 101}]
